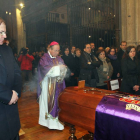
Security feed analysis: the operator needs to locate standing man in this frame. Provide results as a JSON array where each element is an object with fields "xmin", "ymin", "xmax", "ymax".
[
  {"xmin": 90, "ymin": 42, "xmax": 96, "ymax": 55},
  {"xmin": 117, "ymin": 41, "xmax": 127, "ymax": 78},
  {"xmin": 70, "ymin": 45, "xmax": 76, "ymax": 57},
  {"xmin": 0, "ymin": 18, "xmax": 22, "ymax": 140},
  {"xmin": 117, "ymin": 41, "xmax": 127, "ymax": 62},
  {"xmin": 37, "ymin": 41, "xmax": 67, "ymax": 130},
  {"xmin": 79, "ymin": 44, "xmax": 101, "ymax": 87}
]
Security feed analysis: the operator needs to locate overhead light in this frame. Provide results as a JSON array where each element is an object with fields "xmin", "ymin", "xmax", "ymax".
[
  {"xmin": 9, "ymin": 12, "xmax": 11, "ymax": 15},
  {"xmin": 6, "ymin": 11, "xmax": 8, "ymax": 14},
  {"xmin": 20, "ymin": 3, "xmax": 23, "ymax": 7},
  {"xmin": 89, "ymin": 35, "xmax": 91, "ymax": 38},
  {"xmin": 19, "ymin": 3, "xmax": 24, "ymax": 8},
  {"xmin": 88, "ymin": 8, "xmax": 91, "ymax": 10}
]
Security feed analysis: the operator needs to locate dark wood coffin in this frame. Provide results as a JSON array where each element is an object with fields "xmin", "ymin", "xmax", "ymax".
[{"xmin": 58, "ymin": 87, "xmax": 116, "ymax": 133}]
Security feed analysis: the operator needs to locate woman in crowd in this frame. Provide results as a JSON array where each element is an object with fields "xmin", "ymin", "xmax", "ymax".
[
  {"xmin": 96, "ymin": 49, "xmax": 113, "ymax": 89},
  {"xmin": 75, "ymin": 48, "xmax": 81, "ymax": 78},
  {"xmin": 61, "ymin": 46, "xmax": 76, "ymax": 87},
  {"xmin": 120, "ymin": 46, "xmax": 140, "ymax": 94},
  {"xmin": 108, "ymin": 47, "xmax": 120, "ymax": 79}
]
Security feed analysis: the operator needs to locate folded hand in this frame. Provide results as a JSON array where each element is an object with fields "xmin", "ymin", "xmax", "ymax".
[{"xmin": 9, "ymin": 90, "xmax": 18, "ymax": 105}]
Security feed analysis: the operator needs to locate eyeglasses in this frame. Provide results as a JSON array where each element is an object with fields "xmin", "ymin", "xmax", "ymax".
[{"xmin": 0, "ymin": 31, "xmax": 6, "ymax": 36}]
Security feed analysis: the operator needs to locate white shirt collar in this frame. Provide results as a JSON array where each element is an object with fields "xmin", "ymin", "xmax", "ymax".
[{"xmin": 48, "ymin": 51, "xmax": 56, "ymax": 58}]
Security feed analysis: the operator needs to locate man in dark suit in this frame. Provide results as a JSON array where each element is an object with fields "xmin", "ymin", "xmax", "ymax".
[
  {"xmin": 117, "ymin": 41, "xmax": 127, "ymax": 62},
  {"xmin": 0, "ymin": 18, "xmax": 22, "ymax": 140},
  {"xmin": 90, "ymin": 42, "xmax": 96, "ymax": 56},
  {"xmin": 70, "ymin": 45, "xmax": 76, "ymax": 57},
  {"xmin": 117, "ymin": 41, "xmax": 127, "ymax": 78}
]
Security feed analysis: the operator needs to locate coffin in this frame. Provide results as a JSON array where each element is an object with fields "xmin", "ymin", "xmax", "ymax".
[{"xmin": 58, "ymin": 86, "xmax": 116, "ymax": 133}]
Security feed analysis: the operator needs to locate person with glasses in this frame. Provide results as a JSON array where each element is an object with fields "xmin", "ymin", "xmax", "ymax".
[
  {"xmin": 108, "ymin": 47, "xmax": 120, "ymax": 79},
  {"xmin": 37, "ymin": 41, "xmax": 67, "ymax": 130},
  {"xmin": 0, "ymin": 17, "xmax": 22, "ymax": 140}
]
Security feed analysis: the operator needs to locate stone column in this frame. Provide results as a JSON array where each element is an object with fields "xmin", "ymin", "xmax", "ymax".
[
  {"xmin": 115, "ymin": 0, "xmax": 120, "ymax": 48},
  {"xmin": 136, "ymin": 0, "xmax": 140, "ymax": 45},
  {"xmin": 126, "ymin": 0, "xmax": 135, "ymax": 46},
  {"xmin": 120, "ymin": 0, "xmax": 127, "ymax": 42},
  {"xmin": 120, "ymin": 0, "xmax": 139, "ymax": 46},
  {"xmin": 16, "ymin": 8, "xmax": 26, "ymax": 53},
  {"xmin": 15, "ymin": 0, "xmax": 26, "ymax": 53}
]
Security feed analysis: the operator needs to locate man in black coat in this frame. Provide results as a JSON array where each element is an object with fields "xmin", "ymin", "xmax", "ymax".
[
  {"xmin": 90, "ymin": 42, "xmax": 96, "ymax": 56},
  {"xmin": 0, "ymin": 18, "xmax": 22, "ymax": 140},
  {"xmin": 117, "ymin": 41, "xmax": 127, "ymax": 78},
  {"xmin": 79, "ymin": 44, "xmax": 101, "ymax": 87},
  {"xmin": 117, "ymin": 41, "xmax": 127, "ymax": 62},
  {"xmin": 70, "ymin": 46, "xmax": 76, "ymax": 58}
]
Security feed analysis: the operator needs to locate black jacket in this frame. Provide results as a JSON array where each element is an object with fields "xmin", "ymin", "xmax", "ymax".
[
  {"xmin": 107, "ymin": 55, "xmax": 120, "ymax": 79},
  {"xmin": 61, "ymin": 54, "xmax": 76, "ymax": 73},
  {"xmin": 74, "ymin": 56, "xmax": 80, "ymax": 77},
  {"xmin": 120, "ymin": 57, "xmax": 140, "ymax": 94},
  {"xmin": 61, "ymin": 54, "xmax": 77, "ymax": 86},
  {"xmin": 117, "ymin": 48, "xmax": 125, "ymax": 78},
  {"xmin": 117, "ymin": 48, "xmax": 125, "ymax": 62},
  {"xmin": 0, "ymin": 45, "xmax": 22, "ymax": 140},
  {"xmin": 79, "ymin": 51, "xmax": 100, "ymax": 84}
]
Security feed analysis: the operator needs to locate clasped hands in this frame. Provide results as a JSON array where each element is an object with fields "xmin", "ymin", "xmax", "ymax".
[{"xmin": 9, "ymin": 90, "xmax": 18, "ymax": 105}]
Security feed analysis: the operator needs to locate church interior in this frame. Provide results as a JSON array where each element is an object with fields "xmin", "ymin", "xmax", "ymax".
[{"xmin": 0, "ymin": 0, "xmax": 140, "ymax": 140}]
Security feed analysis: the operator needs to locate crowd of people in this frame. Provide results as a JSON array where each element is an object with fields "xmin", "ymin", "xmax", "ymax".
[
  {"xmin": 12, "ymin": 40, "xmax": 140, "ymax": 95},
  {"xmin": 60, "ymin": 41, "xmax": 140, "ymax": 95}
]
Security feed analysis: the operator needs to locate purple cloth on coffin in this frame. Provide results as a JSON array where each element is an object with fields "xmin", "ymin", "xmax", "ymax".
[
  {"xmin": 94, "ymin": 95, "xmax": 140, "ymax": 140},
  {"xmin": 37, "ymin": 53, "xmax": 66, "ymax": 117}
]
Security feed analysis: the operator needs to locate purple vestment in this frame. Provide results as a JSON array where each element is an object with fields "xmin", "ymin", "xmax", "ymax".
[{"xmin": 37, "ymin": 53, "xmax": 66, "ymax": 118}]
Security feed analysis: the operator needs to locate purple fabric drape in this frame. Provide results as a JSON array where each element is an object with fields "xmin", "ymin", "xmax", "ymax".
[{"xmin": 94, "ymin": 95, "xmax": 140, "ymax": 140}]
